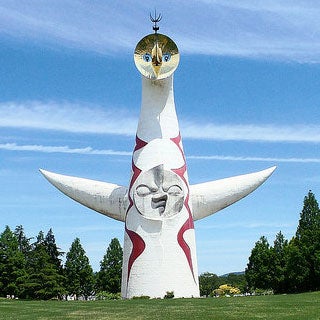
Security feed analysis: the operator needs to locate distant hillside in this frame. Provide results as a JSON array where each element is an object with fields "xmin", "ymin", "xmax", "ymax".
[{"xmin": 220, "ymin": 271, "xmax": 245, "ymax": 277}]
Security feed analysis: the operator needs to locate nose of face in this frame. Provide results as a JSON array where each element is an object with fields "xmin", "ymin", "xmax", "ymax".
[
  {"xmin": 152, "ymin": 42, "xmax": 162, "ymax": 77},
  {"xmin": 152, "ymin": 193, "xmax": 167, "ymax": 203}
]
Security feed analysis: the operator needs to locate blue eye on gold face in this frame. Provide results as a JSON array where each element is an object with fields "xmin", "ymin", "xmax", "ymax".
[
  {"xmin": 134, "ymin": 33, "xmax": 180, "ymax": 80},
  {"xmin": 143, "ymin": 53, "xmax": 152, "ymax": 62},
  {"xmin": 163, "ymin": 53, "xmax": 171, "ymax": 62}
]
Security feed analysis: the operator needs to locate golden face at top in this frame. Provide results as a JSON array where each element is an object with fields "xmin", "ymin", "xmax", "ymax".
[{"xmin": 134, "ymin": 33, "xmax": 180, "ymax": 80}]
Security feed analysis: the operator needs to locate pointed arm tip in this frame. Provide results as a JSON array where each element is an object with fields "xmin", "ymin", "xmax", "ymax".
[
  {"xmin": 40, "ymin": 169, "xmax": 127, "ymax": 222},
  {"xmin": 191, "ymin": 166, "xmax": 276, "ymax": 221}
]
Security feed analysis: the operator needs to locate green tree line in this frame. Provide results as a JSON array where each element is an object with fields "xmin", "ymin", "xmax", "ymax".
[
  {"xmin": 246, "ymin": 190, "xmax": 320, "ymax": 294},
  {"xmin": 0, "ymin": 226, "xmax": 123, "ymax": 300},
  {"xmin": 2, "ymin": 190, "xmax": 319, "ymax": 299},
  {"xmin": 200, "ymin": 190, "xmax": 320, "ymax": 296}
]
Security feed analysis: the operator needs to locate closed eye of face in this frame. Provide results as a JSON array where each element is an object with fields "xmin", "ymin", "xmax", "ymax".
[
  {"xmin": 166, "ymin": 185, "xmax": 183, "ymax": 196},
  {"xmin": 136, "ymin": 184, "xmax": 157, "ymax": 197}
]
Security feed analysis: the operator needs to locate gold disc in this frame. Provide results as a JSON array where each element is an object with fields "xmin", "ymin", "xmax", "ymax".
[{"xmin": 134, "ymin": 33, "xmax": 180, "ymax": 80}]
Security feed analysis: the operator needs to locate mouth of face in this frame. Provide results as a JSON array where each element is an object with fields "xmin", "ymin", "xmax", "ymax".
[{"xmin": 152, "ymin": 195, "xmax": 167, "ymax": 214}]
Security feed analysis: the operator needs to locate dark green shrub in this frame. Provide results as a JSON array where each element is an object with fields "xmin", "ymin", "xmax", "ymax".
[{"xmin": 164, "ymin": 291, "xmax": 174, "ymax": 299}]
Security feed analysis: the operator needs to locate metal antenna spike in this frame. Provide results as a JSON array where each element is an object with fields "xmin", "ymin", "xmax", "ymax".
[{"xmin": 150, "ymin": 10, "xmax": 162, "ymax": 33}]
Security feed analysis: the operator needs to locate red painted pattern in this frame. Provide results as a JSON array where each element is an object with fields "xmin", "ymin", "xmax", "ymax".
[
  {"xmin": 125, "ymin": 225, "xmax": 146, "ymax": 283},
  {"xmin": 129, "ymin": 161, "xmax": 142, "ymax": 191},
  {"xmin": 125, "ymin": 136, "xmax": 148, "ymax": 284},
  {"xmin": 184, "ymin": 193, "xmax": 194, "ymax": 228},
  {"xmin": 170, "ymin": 134, "xmax": 181, "ymax": 145},
  {"xmin": 172, "ymin": 165, "xmax": 188, "ymax": 188},
  {"xmin": 177, "ymin": 216, "xmax": 196, "ymax": 282},
  {"xmin": 171, "ymin": 134, "xmax": 196, "ymax": 281},
  {"xmin": 134, "ymin": 135, "xmax": 148, "ymax": 152},
  {"xmin": 171, "ymin": 133, "xmax": 186, "ymax": 163}
]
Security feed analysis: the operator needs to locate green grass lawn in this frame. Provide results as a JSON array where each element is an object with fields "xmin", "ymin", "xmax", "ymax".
[{"xmin": 0, "ymin": 292, "xmax": 319, "ymax": 320}]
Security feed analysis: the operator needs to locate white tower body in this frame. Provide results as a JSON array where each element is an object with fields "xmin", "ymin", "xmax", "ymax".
[{"xmin": 121, "ymin": 76, "xmax": 199, "ymax": 298}]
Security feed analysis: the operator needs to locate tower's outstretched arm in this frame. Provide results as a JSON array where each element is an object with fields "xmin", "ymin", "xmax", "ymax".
[
  {"xmin": 190, "ymin": 166, "xmax": 276, "ymax": 221},
  {"xmin": 39, "ymin": 169, "xmax": 128, "ymax": 222},
  {"xmin": 40, "ymin": 166, "xmax": 276, "ymax": 224}
]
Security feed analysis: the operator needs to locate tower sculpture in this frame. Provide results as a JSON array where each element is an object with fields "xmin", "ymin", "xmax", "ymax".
[{"xmin": 41, "ymin": 15, "xmax": 276, "ymax": 298}]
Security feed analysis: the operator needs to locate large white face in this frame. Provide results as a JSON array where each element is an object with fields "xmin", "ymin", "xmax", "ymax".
[
  {"xmin": 134, "ymin": 33, "xmax": 180, "ymax": 80},
  {"xmin": 133, "ymin": 165, "xmax": 185, "ymax": 220}
]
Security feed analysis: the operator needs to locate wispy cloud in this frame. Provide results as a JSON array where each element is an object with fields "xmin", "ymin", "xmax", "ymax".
[
  {"xmin": 1, "ymin": 101, "xmax": 320, "ymax": 143},
  {"xmin": 182, "ymin": 122, "xmax": 320, "ymax": 143},
  {"xmin": 0, "ymin": 1, "xmax": 320, "ymax": 62},
  {"xmin": 0, "ymin": 143, "xmax": 131, "ymax": 156},
  {"xmin": 0, "ymin": 101, "xmax": 137, "ymax": 135},
  {"xmin": 188, "ymin": 155, "xmax": 320, "ymax": 164},
  {"xmin": 1, "ymin": 142, "xmax": 320, "ymax": 164}
]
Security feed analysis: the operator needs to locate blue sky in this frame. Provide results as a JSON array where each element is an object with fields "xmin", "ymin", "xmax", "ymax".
[{"xmin": 1, "ymin": 1, "xmax": 320, "ymax": 275}]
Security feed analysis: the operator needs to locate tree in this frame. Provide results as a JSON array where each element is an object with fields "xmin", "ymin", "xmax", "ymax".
[
  {"xmin": 296, "ymin": 191, "xmax": 320, "ymax": 239},
  {"xmin": 245, "ymin": 236, "xmax": 273, "ymax": 291},
  {"xmin": 44, "ymin": 228, "xmax": 64, "ymax": 271},
  {"xmin": 22, "ymin": 230, "xmax": 65, "ymax": 299},
  {"xmin": 0, "ymin": 226, "xmax": 26, "ymax": 297},
  {"xmin": 199, "ymin": 272, "xmax": 219, "ymax": 297},
  {"xmin": 284, "ymin": 238, "xmax": 309, "ymax": 293},
  {"xmin": 96, "ymin": 238, "xmax": 123, "ymax": 293},
  {"xmin": 65, "ymin": 238, "xmax": 95, "ymax": 299},
  {"xmin": 294, "ymin": 191, "xmax": 320, "ymax": 291},
  {"xmin": 270, "ymin": 231, "xmax": 288, "ymax": 293},
  {"xmin": 220, "ymin": 273, "xmax": 248, "ymax": 293},
  {"xmin": 14, "ymin": 225, "xmax": 32, "ymax": 256},
  {"xmin": 246, "ymin": 191, "xmax": 320, "ymax": 294}
]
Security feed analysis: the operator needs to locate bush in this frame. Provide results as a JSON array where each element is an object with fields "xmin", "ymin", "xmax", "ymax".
[
  {"xmin": 212, "ymin": 284, "xmax": 241, "ymax": 297},
  {"xmin": 95, "ymin": 291, "xmax": 121, "ymax": 300},
  {"xmin": 164, "ymin": 291, "xmax": 174, "ymax": 299},
  {"xmin": 132, "ymin": 295, "xmax": 150, "ymax": 300},
  {"xmin": 252, "ymin": 289, "xmax": 274, "ymax": 296}
]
